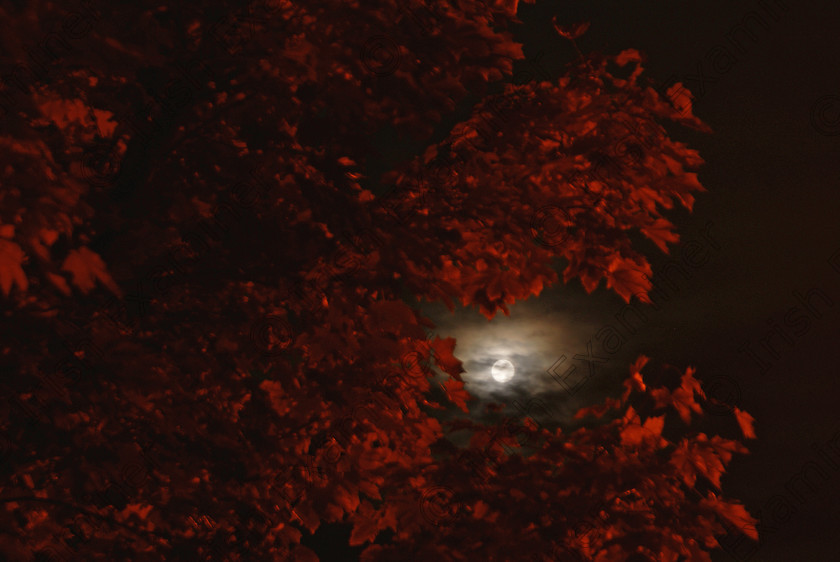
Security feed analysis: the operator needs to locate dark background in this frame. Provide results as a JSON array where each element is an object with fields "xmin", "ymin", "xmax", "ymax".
[
  {"xmin": 553, "ymin": 1, "xmax": 840, "ymax": 560},
  {"xmin": 309, "ymin": 0, "xmax": 840, "ymax": 559}
]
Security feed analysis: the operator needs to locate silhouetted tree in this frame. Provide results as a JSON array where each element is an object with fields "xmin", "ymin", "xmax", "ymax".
[{"xmin": 0, "ymin": 0, "xmax": 755, "ymax": 559}]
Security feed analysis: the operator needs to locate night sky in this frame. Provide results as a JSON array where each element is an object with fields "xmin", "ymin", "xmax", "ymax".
[{"xmin": 408, "ymin": 0, "xmax": 840, "ymax": 560}]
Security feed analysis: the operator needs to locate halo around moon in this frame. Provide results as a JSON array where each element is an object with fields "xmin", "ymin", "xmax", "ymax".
[{"xmin": 491, "ymin": 359, "xmax": 515, "ymax": 383}]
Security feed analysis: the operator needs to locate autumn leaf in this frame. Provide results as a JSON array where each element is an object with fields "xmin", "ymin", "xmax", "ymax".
[
  {"xmin": 669, "ymin": 367, "xmax": 706, "ymax": 424},
  {"xmin": 622, "ymin": 355, "xmax": 648, "ymax": 399},
  {"xmin": 605, "ymin": 256, "xmax": 652, "ymax": 303},
  {"xmin": 640, "ymin": 218, "xmax": 680, "ymax": 253},
  {"xmin": 430, "ymin": 336, "xmax": 465, "ymax": 381},
  {"xmin": 295, "ymin": 502, "xmax": 321, "ymax": 534},
  {"xmin": 93, "ymin": 109, "xmax": 118, "ymax": 137},
  {"xmin": 614, "ymin": 49, "xmax": 643, "ymax": 66},
  {"xmin": 473, "ymin": 500, "xmax": 489, "ymax": 519},
  {"xmin": 671, "ymin": 434, "xmax": 730, "ymax": 490},
  {"xmin": 630, "ymin": 355, "xmax": 650, "ymax": 376},
  {"xmin": 36, "ymin": 96, "xmax": 90, "ymax": 130},
  {"xmin": 620, "ymin": 415, "xmax": 665, "ymax": 448},
  {"xmin": 350, "ymin": 515, "xmax": 379, "ymax": 546},
  {"xmin": 350, "ymin": 501, "xmax": 380, "ymax": 546},
  {"xmin": 334, "ymin": 483, "xmax": 360, "ymax": 514},
  {"xmin": 440, "ymin": 379, "xmax": 473, "ymax": 413},
  {"xmin": 40, "ymin": 228, "xmax": 59, "ymax": 247},
  {"xmin": 671, "ymin": 385, "xmax": 702, "ymax": 424},
  {"xmin": 46, "ymin": 272, "xmax": 72, "ymax": 296},
  {"xmin": 667, "ymin": 82, "xmax": 694, "ymax": 116},
  {"xmin": 259, "ymin": 380, "xmax": 289, "ymax": 416},
  {"xmin": 733, "ymin": 407, "xmax": 756, "ymax": 439},
  {"xmin": 702, "ymin": 495, "xmax": 758, "ymax": 541},
  {"xmin": 0, "ymin": 239, "xmax": 28, "ymax": 296},
  {"xmin": 61, "ymin": 247, "xmax": 121, "ymax": 296},
  {"xmin": 117, "ymin": 503, "xmax": 153, "ymax": 522}
]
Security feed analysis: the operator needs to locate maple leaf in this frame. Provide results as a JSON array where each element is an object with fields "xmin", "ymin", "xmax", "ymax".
[
  {"xmin": 640, "ymin": 218, "xmax": 679, "ymax": 253},
  {"xmin": 45, "ymin": 272, "xmax": 71, "ymax": 296},
  {"xmin": 630, "ymin": 355, "xmax": 650, "ymax": 375},
  {"xmin": 350, "ymin": 501, "xmax": 380, "ymax": 546},
  {"xmin": 733, "ymin": 407, "xmax": 756, "ymax": 439},
  {"xmin": 670, "ymin": 439, "xmax": 698, "ymax": 488},
  {"xmin": 473, "ymin": 500, "xmax": 489, "ymax": 519},
  {"xmin": 620, "ymin": 415, "xmax": 665, "ymax": 448},
  {"xmin": 295, "ymin": 502, "xmax": 321, "ymax": 534},
  {"xmin": 666, "ymin": 82, "xmax": 694, "ymax": 115},
  {"xmin": 669, "ymin": 367, "xmax": 706, "ymax": 423},
  {"xmin": 702, "ymin": 495, "xmax": 758, "ymax": 541},
  {"xmin": 350, "ymin": 514, "xmax": 379, "ymax": 546},
  {"xmin": 259, "ymin": 380, "xmax": 289, "ymax": 416},
  {"xmin": 61, "ymin": 247, "xmax": 121, "ymax": 296},
  {"xmin": 335, "ymin": 483, "xmax": 360, "ymax": 514},
  {"xmin": 440, "ymin": 379, "xmax": 473, "ymax": 413},
  {"xmin": 0, "ymin": 239, "xmax": 28, "ymax": 296},
  {"xmin": 614, "ymin": 49, "xmax": 643, "ymax": 66},
  {"xmin": 359, "ymin": 480, "xmax": 381, "ymax": 501},
  {"xmin": 675, "ymin": 434, "xmax": 731, "ymax": 490},
  {"xmin": 671, "ymin": 386, "xmax": 702, "ymax": 424},
  {"xmin": 429, "ymin": 336, "xmax": 465, "ymax": 381},
  {"xmin": 605, "ymin": 256, "xmax": 652, "ymax": 303},
  {"xmin": 116, "ymin": 503, "xmax": 153, "ymax": 522}
]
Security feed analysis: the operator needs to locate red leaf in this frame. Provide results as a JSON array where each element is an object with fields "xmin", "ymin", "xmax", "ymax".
[
  {"xmin": 440, "ymin": 379, "xmax": 472, "ymax": 413},
  {"xmin": 294, "ymin": 502, "xmax": 321, "ymax": 534},
  {"xmin": 473, "ymin": 500, "xmax": 489, "ymax": 519},
  {"xmin": 703, "ymin": 496, "xmax": 759, "ymax": 541},
  {"xmin": 622, "ymin": 355, "xmax": 649, "ymax": 399},
  {"xmin": 606, "ymin": 257, "xmax": 652, "ymax": 303},
  {"xmin": 61, "ymin": 246, "xmax": 121, "ymax": 296},
  {"xmin": 630, "ymin": 355, "xmax": 650, "ymax": 375},
  {"xmin": 0, "ymin": 240, "xmax": 28, "ymax": 296},
  {"xmin": 430, "ymin": 337, "xmax": 465, "ymax": 381},
  {"xmin": 335, "ymin": 483, "xmax": 360, "ymax": 514},
  {"xmin": 350, "ymin": 501, "xmax": 379, "ymax": 546},
  {"xmin": 733, "ymin": 407, "xmax": 756, "ymax": 439},
  {"xmin": 615, "ymin": 49, "xmax": 643, "ymax": 66},
  {"xmin": 621, "ymin": 415, "xmax": 666, "ymax": 448},
  {"xmin": 667, "ymin": 82, "xmax": 694, "ymax": 115},
  {"xmin": 640, "ymin": 218, "xmax": 679, "ymax": 253}
]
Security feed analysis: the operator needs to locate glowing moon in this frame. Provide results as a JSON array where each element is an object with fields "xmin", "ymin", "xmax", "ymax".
[{"xmin": 491, "ymin": 359, "xmax": 515, "ymax": 383}]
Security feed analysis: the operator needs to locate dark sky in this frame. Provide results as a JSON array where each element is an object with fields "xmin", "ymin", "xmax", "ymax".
[{"xmin": 414, "ymin": 0, "xmax": 840, "ymax": 559}]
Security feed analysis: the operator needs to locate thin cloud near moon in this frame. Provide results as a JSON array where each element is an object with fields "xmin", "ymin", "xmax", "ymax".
[{"xmin": 418, "ymin": 283, "xmax": 652, "ymax": 428}]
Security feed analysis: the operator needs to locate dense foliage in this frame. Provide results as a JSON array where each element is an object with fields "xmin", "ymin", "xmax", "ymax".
[{"xmin": 0, "ymin": 0, "xmax": 755, "ymax": 559}]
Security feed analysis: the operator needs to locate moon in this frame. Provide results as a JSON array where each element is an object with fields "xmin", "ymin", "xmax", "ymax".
[{"xmin": 491, "ymin": 359, "xmax": 515, "ymax": 383}]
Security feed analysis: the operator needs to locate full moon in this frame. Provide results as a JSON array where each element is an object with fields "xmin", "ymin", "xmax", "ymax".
[{"xmin": 491, "ymin": 359, "xmax": 515, "ymax": 383}]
